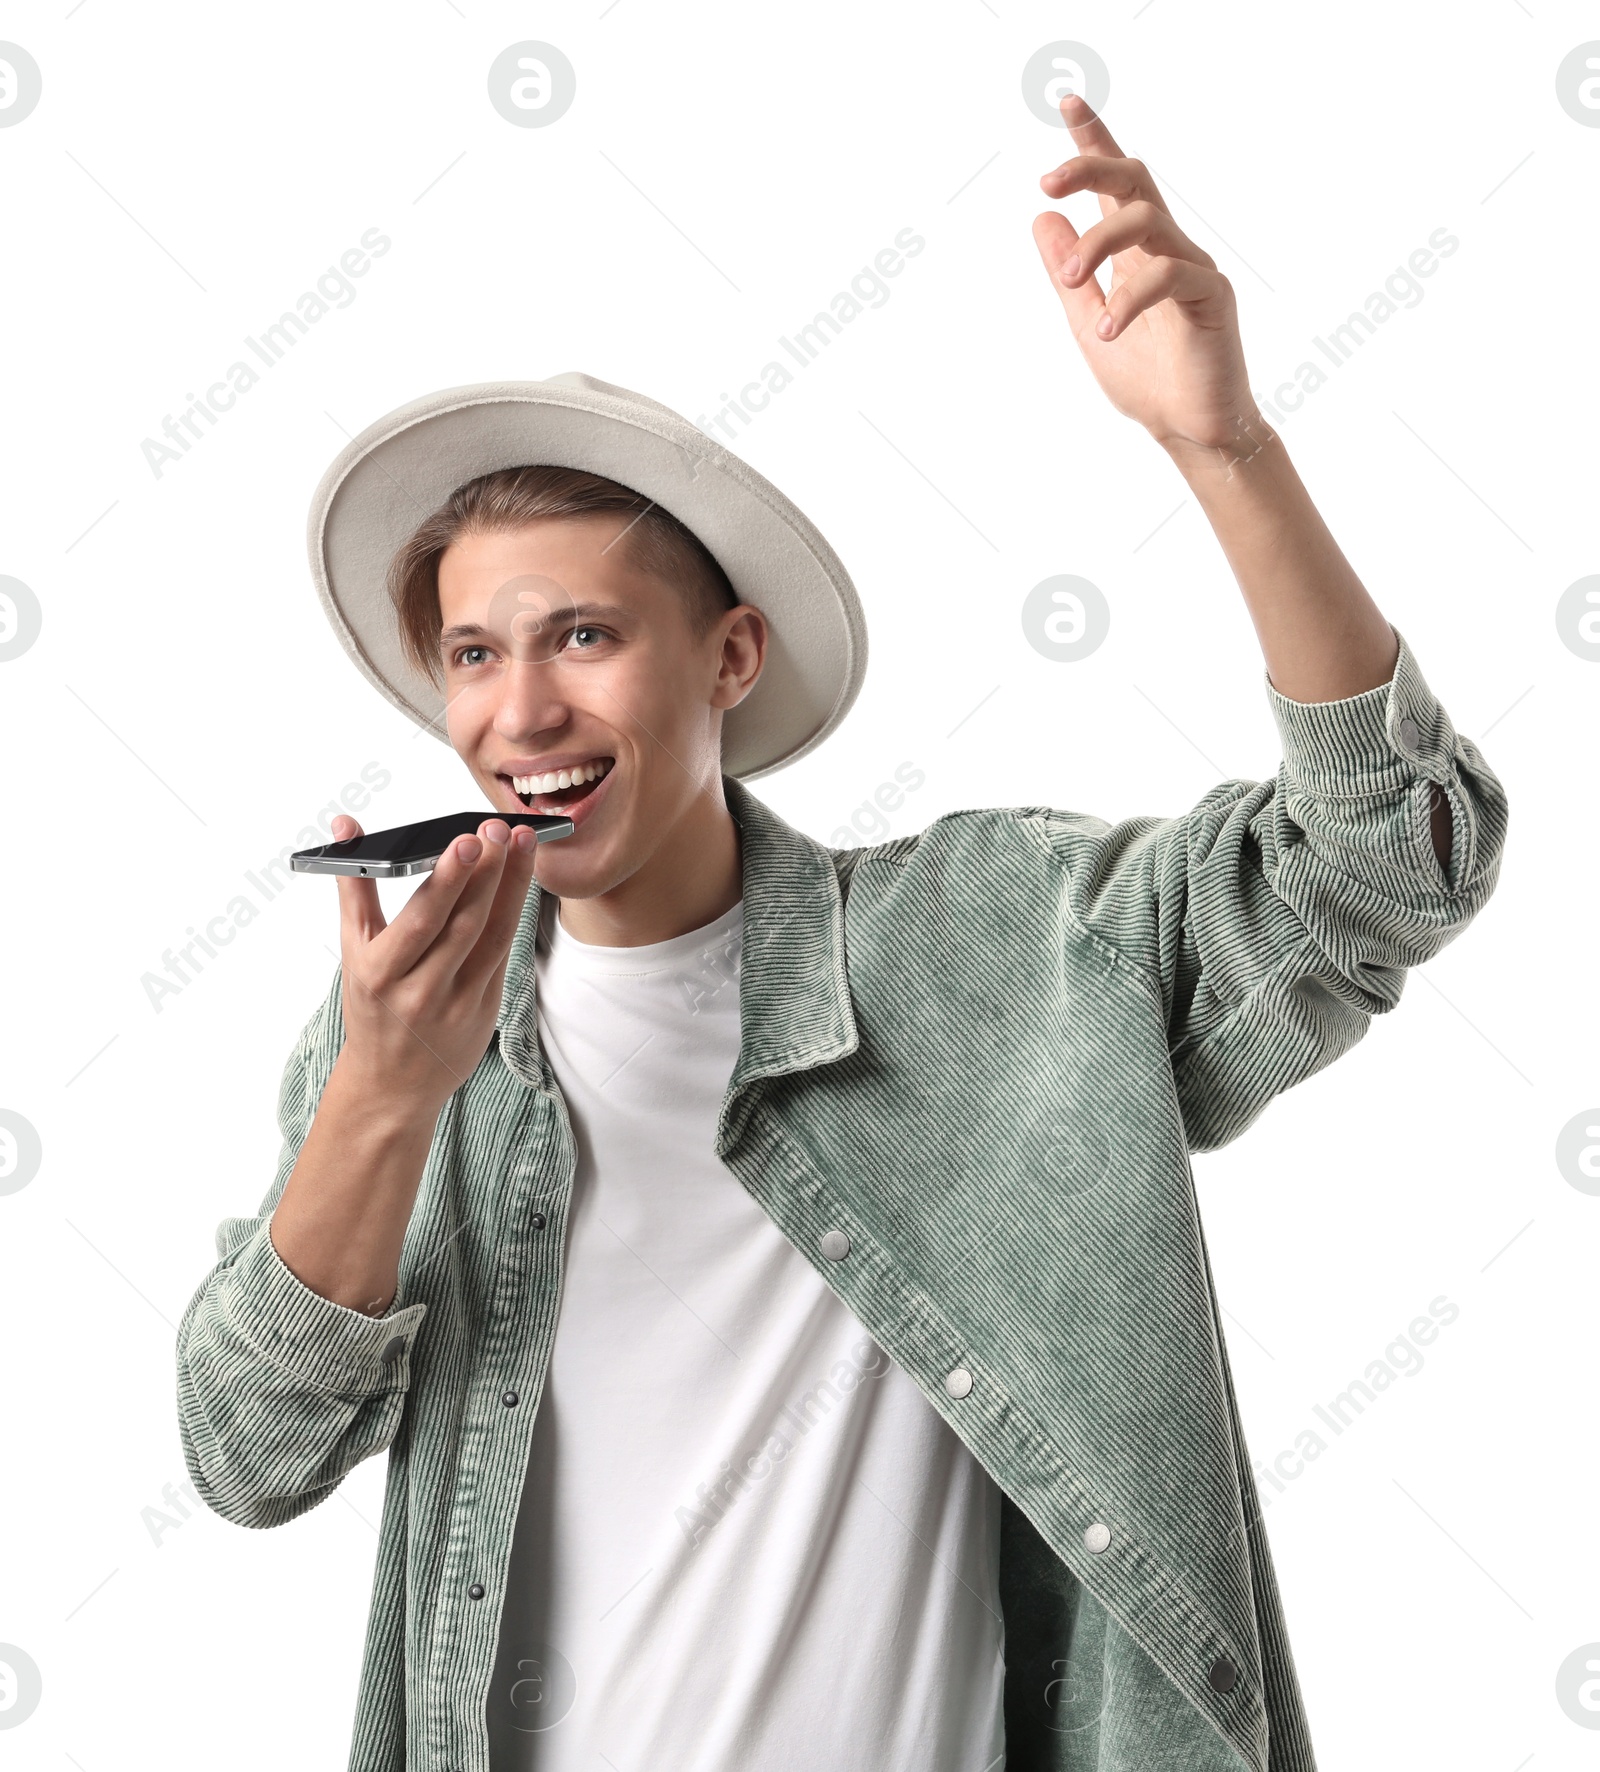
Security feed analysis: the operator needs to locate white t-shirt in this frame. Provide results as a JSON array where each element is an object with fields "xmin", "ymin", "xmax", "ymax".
[{"xmin": 486, "ymin": 890, "xmax": 1005, "ymax": 1770}]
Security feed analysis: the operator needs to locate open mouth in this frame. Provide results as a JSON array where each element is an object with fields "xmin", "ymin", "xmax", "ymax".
[{"xmin": 500, "ymin": 757, "xmax": 615, "ymax": 816}]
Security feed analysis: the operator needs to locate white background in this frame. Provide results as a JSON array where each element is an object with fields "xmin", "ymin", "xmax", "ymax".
[{"xmin": 1, "ymin": 3, "xmax": 1593, "ymax": 1769}]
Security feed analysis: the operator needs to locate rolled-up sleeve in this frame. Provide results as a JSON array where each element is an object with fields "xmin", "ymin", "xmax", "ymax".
[
  {"xmin": 1052, "ymin": 630, "xmax": 1508, "ymax": 1150},
  {"xmin": 174, "ymin": 971, "xmax": 428, "ymax": 1529}
]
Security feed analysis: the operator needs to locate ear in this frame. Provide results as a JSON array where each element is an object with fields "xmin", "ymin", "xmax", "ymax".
[{"xmin": 713, "ymin": 604, "xmax": 767, "ymax": 710}]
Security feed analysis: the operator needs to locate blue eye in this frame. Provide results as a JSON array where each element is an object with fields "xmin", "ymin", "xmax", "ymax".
[{"xmin": 452, "ymin": 626, "xmax": 611, "ymax": 667}]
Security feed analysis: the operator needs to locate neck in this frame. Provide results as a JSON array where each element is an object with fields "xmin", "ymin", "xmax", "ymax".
[{"xmin": 552, "ymin": 778, "xmax": 744, "ymax": 947}]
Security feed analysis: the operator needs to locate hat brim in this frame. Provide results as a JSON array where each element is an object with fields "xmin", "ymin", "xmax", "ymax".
[{"xmin": 306, "ymin": 374, "xmax": 868, "ymax": 781}]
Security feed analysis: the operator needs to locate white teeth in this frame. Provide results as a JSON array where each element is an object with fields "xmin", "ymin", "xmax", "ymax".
[{"xmin": 510, "ymin": 758, "xmax": 612, "ymax": 795}]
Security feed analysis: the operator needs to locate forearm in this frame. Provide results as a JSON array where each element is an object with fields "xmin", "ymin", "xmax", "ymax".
[
  {"xmin": 1162, "ymin": 417, "xmax": 1454, "ymax": 864},
  {"xmin": 1160, "ymin": 416, "xmax": 1399, "ymax": 705},
  {"xmin": 269, "ymin": 1049, "xmax": 443, "ymax": 1316},
  {"xmin": 1037, "ymin": 95, "xmax": 1453, "ymax": 863}
]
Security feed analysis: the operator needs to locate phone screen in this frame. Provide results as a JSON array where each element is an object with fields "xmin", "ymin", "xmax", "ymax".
[{"xmin": 291, "ymin": 810, "xmax": 573, "ymax": 876}]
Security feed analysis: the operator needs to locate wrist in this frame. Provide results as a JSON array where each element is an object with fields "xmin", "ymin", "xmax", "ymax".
[
  {"xmin": 1155, "ymin": 410, "xmax": 1283, "ymax": 484},
  {"xmin": 326, "ymin": 1048, "xmax": 450, "ymax": 1138}
]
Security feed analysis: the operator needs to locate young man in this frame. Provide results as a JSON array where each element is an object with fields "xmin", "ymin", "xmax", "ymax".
[{"xmin": 176, "ymin": 97, "xmax": 1506, "ymax": 1772}]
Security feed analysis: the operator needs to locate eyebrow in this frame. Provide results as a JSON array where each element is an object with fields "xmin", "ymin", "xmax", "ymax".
[{"xmin": 438, "ymin": 602, "xmax": 635, "ymax": 645}]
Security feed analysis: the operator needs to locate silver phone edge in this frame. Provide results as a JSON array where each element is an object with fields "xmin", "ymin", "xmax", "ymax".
[{"xmin": 289, "ymin": 815, "xmax": 575, "ymax": 879}]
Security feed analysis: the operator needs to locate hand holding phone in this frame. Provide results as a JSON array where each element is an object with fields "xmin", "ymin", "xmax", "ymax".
[{"xmin": 328, "ymin": 812, "xmax": 542, "ymax": 1114}]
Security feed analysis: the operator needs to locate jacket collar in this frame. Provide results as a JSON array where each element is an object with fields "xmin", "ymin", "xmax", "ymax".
[{"xmin": 495, "ymin": 772, "xmax": 860, "ymax": 1100}]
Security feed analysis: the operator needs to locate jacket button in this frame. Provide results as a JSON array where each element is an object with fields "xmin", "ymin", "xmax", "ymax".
[
  {"xmin": 501, "ymin": 1390, "xmax": 519, "ymax": 1408},
  {"xmin": 467, "ymin": 1583, "xmax": 486, "ymax": 1601},
  {"xmin": 1208, "ymin": 1654, "xmax": 1239, "ymax": 1694},
  {"xmin": 1397, "ymin": 716, "xmax": 1422, "ymax": 753},
  {"xmin": 530, "ymin": 1212, "xmax": 548, "ymax": 1231},
  {"xmin": 945, "ymin": 1367, "xmax": 973, "ymax": 1399},
  {"xmin": 1083, "ymin": 1521, "xmax": 1111, "ymax": 1553},
  {"xmin": 819, "ymin": 1229, "xmax": 851, "ymax": 1260},
  {"xmin": 378, "ymin": 1335, "xmax": 406, "ymax": 1365}
]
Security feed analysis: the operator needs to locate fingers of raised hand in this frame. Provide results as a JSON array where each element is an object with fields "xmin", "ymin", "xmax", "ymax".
[
  {"xmin": 1056, "ymin": 199, "xmax": 1215, "ymax": 290},
  {"xmin": 1039, "ymin": 152, "xmax": 1171, "ymax": 219},
  {"xmin": 1054, "ymin": 90, "xmax": 1126, "ymax": 161},
  {"xmin": 1097, "ymin": 255, "xmax": 1234, "ymax": 339}
]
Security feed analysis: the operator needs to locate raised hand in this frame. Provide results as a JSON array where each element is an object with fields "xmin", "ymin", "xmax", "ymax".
[{"xmin": 1033, "ymin": 92, "xmax": 1262, "ymax": 460}]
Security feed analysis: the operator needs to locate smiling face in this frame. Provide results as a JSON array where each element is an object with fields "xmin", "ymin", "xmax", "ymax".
[{"xmin": 437, "ymin": 515, "xmax": 766, "ymax": 937}]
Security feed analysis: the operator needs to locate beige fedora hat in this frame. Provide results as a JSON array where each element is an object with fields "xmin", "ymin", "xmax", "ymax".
[{"xmin": 304, "ymin": 372, "xmax": 869, "ymax": 782}]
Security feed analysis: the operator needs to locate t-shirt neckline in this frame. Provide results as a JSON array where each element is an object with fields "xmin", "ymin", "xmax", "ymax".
[{"xmin": 538, "ymin": 891, "xmax": 744, "ymax": 975}]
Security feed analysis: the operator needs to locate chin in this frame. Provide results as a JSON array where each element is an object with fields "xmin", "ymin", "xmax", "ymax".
[
  {"xmin": 535, "ymin": 865, "xmax": 613, "ymax": 905},
  {"xmin": 534, "ymin": 841, "xmax": 612, "ymax": 886}
]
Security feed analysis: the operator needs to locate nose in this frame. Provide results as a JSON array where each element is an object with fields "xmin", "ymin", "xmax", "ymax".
[{"xmin": 493, "ymin": 654, "xmax": 574, "ymax": 743}]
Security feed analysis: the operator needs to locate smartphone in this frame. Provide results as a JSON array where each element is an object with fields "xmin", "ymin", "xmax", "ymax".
[{"xmin": 290, "ymin": 810, "xmax": 575, "ymax": 879}]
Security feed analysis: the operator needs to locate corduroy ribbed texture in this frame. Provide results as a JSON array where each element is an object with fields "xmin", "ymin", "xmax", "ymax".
[{"xmin": 175, "ymin": 630, "xmax": 1506, "ymax": 1772}]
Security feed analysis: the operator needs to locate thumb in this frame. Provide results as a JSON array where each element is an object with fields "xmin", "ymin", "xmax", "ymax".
[
  {"xmin": 1032, "ymin": 209, "xmax": 1106, "ymax": 340},
  {"xmin": 330, "ymin": 813, "xmax": 388, "ymax": 949}
]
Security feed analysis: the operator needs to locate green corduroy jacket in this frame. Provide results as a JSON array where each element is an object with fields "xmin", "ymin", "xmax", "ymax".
[{"xmin": 176, "ymin": 632, "xmax": 1507, "ymax": 1772}]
